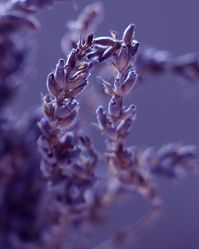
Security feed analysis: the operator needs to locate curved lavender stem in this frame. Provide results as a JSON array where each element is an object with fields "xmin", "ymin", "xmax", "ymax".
[{"xmin": 95, "ymin": 24, "xmax": 161, "ymax": 209}]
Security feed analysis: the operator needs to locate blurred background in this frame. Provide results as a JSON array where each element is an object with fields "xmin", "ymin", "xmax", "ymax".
[{"xmin": 15, "ymin": 0, "xmax": 199, "ymax": 248}]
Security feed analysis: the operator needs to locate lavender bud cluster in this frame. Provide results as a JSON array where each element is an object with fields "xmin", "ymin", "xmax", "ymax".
[
  {"xmin": 137, "ymin": 47, "xmax": 199, "ymax": 82},
  {"xmin": 0, "ymin": 1, "xmax": 198, "ymax": 249},
  {"xmin": 38, "ymin": 34, "xmax": 98, "ymax": 207},
  {"xmin": 94, "ymin": 25, "xmax": 162, "ymax": 210}
]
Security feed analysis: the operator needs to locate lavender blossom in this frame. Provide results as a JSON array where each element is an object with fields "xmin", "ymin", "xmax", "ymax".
[
  {"xmin": 0, "ymin": 1, "xmax": 198, "ymax": 249},
  {"xmin": 38, "ymin": 34, "xmax": 98, "ymax": 208},
  {"xmin": 95, "ymin": 24, "xmax": 160, "ymax": 209}
]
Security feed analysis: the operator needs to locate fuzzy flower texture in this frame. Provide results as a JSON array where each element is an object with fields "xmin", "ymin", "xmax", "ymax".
[
  {"xmin": 0, "ymin": 1, "xmax": 198, "ymax": 249},
  {"xmin": 38, "ymin": 22, "xmax": 198, "ymax": 248}
]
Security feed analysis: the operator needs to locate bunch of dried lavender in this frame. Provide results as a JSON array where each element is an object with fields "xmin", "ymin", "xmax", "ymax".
[
  {"xmin": 0, "ymin": 1, "xmax": 198, "ymax": 249},
  {"xmin": 38, "ymin": 21, "xmax": 197, "ymax": 249},
  {"xmin": 37, "ymin": 1, "xmax": 199, "ymax": 245}
]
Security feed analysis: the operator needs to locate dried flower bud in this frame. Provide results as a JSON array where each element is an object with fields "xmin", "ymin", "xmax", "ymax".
[
  {"xmin": 38, "ymin": 118, "xmax": 53, "ymax": 137},
  {"xmin": 57, "ymin": 110, "xmax": 78, "ymax": 129},
  {"xmin": 77, "ymin": 62, "xmax": 92, "ymax": 71},
  {"xmin": 69, "ymin": 63, "xmax": 92, "ymax": 88},
  {"xmin": 121, "ymin": 104, "xmax": 136, "ymax": 120},
  {"xmin": 42, "ymin": 95, "xmax": 55, "ymax": 119},
  {"xmin": 68, "ymin": 80, "xmax": 88, "ymax": 97},
  {"xmin": 130, "ymin": 40, "xmax": 139, "ymax": 56},
  {"xmin": 122, "ymin": 24, "xmax": 135, "ymax": 46},
  {"xmin": 66, "ymin": 48, "xmax": 77, "ymax": 68},
  {"xmin": 94, "ymin": 36, "xmax": 116, "ymax": 46},
  {"xmin": 70, "ymin": 70, "xmax": 87, "ymax": 82},
  {"xmin": 116, "ymin": 46, "xmax": 129, "ymax": 72},
  {"xmin": 55, "ymin": 105, "xmax": 72, "ymax": 120},
  {"xmin": 60, "ymin": 133, "xmax": 76, "ymax": 148},
  {"xmin": 69, "ymin": 70, "xmax": 89, "ymax": 81},
  {"xmin": 113, "ymin": 78, "xmax": 121, "ymax": 89},
  {"xmin": 69, "ymin": 98, "xmax": 79, "ymax": 110},
  {"xmin": 100, "ymin": 77, "xmax": 115, "ymax": 96},
  {"xmin": 108, "ymin": 96, "xmax": 122, "ymax": 118},
  {"xmin": 96, "ymin": 106, "xmax": 108, "ymax": 130},
  {"xmin": 122, "ymin": 71, "xmax": 138, "ymax": 95},
  {"xmin": 117, "ymin": 118, "xmax": 132, "ymax": 139},
  {"xmin": 54, "ymin": 59, "xmax": 66, "ymax": 89},
  {"xmin": 157, "ymin": 144, "xmax": 177, "ymax": 159},
  {"xmin": 46, "ymin": 73, "xmax": 59, "ymax": 98},
  {"xmin": 99, "ymin": 42, "xmax": 121, "ymax": 62},
  {"xmin": 178, "ymin": 145, "xmax": 196, "ymax": 159},
  {"xmin": 141, "ymin": 147, "xmax": 156, "ymax": 163},
  {"xmin": 96, "ymin": 107, "xmax": 118, "ymax": 140},
  {"xmin": 86, "ymin": 32, "xmax": 94, "ymax": 46}
]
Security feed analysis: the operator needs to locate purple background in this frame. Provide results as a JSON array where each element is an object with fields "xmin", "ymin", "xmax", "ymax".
[{"xmin": 17, "ymin": 0, "xmax": 199, "ymax": 248}]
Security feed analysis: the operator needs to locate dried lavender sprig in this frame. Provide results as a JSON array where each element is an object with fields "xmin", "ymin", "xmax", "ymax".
[
  {"xmin": 136, "ymin": 47, "xmax": 170, "ymax": 81},
  {"xmin": 137, "ymin": 47, "xmax": 199, "ymax": 82},
  {"xmin": 93, "ymin": 25, "xmax": 198, "ymax": 249},
  {"xmin": 38, "ymin": 34, "xmax": 98, "ymax": 206},
  {"xmin": 37, "ymin": 35, "xmax": 104, "ymax": 249},
  {"xmin": 139, "ymin": 143, "xmax": 198, "ymax": 179},
  {"xmin": 95, "ymin": 24, "xmax": 161, "ymax": 209},
  {"xmin": 61, "ymin": 2, "xmax": 108, "ymax": 133}
]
